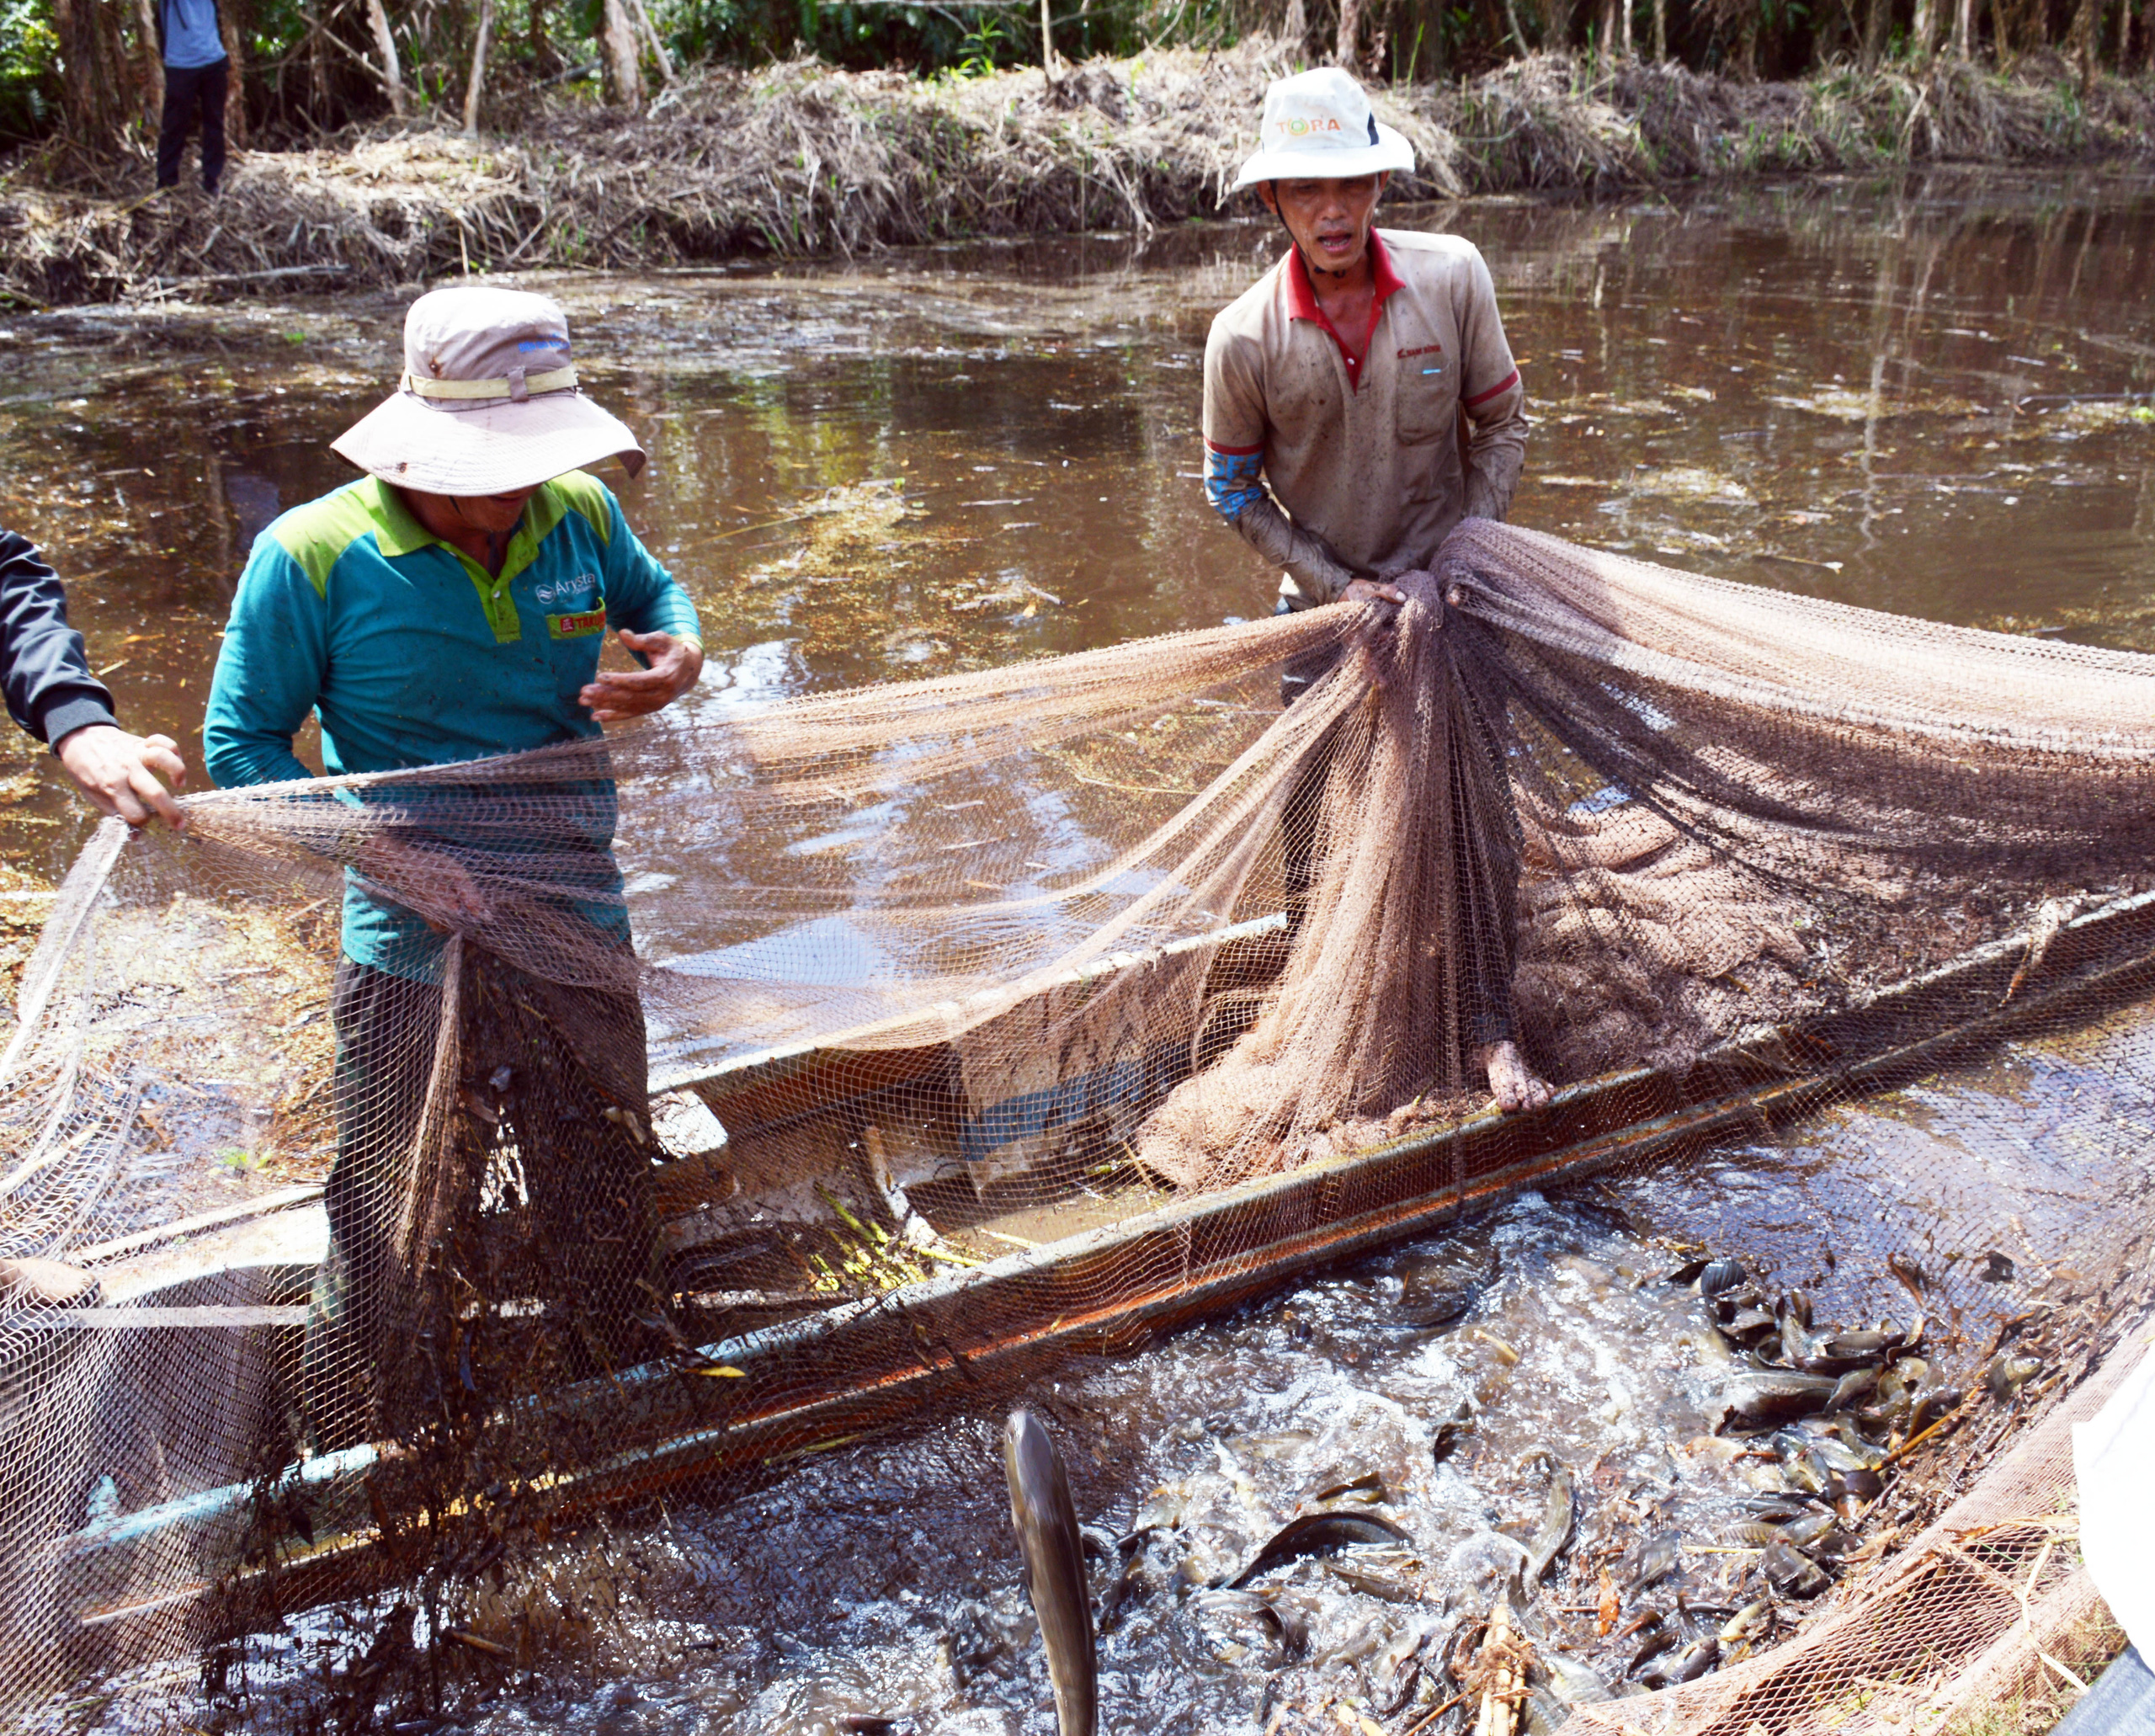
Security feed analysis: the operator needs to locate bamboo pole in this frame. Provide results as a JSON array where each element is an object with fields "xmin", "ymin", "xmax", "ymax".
[
  {"xmin": 624, "ymin": 0, "xmax": 676, "ymax": 84},
  {"xmin": 366, "ymin": 0, "xmax": 407, "ymax": 116},
  {"xmin": 462, "ymin": 0, "xmax": 492, "ymax": 132}
]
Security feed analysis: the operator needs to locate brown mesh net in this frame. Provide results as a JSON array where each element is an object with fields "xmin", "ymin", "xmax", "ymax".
[{"xmin": 3, "ymin": 519, "xmax": 2152, "ymax": 1729}]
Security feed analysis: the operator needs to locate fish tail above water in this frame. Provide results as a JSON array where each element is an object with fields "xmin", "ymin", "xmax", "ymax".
[{"xmin": 1003, "ymin": 1409, "xmax": 1099, "ymax": 1736}]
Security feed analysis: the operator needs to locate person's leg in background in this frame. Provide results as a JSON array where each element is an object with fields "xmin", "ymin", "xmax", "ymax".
[
  {"xmin": 154, "ymin": 64, "xmax": 201, "ymax": 191},
  {"xmin": 196, "ymin": 56, "xmax": 228, "ymax": 194}
]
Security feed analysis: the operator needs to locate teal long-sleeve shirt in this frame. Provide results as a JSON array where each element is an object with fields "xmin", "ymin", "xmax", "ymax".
[{"xmin": 205, "ymin": 471, "xmax": 701, "ymax": 981}]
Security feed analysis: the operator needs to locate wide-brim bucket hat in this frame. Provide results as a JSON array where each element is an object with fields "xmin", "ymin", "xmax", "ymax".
[
  {"xmin": 1232, "ymin": 67, "xmax": 1416, "ymax": 191},
  {"xmin": 332, "ymin": 285, "xmax": 646, "ymax": 496}
]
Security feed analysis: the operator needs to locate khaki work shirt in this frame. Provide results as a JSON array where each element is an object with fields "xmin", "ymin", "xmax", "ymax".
[{"xmin": 1203, "ymin": 227, "xmax": 1528, "ymax": 606}]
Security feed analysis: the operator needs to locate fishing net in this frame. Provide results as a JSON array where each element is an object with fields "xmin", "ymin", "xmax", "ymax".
[{"xmin": 3, "ymin": 517, "xmax": 2152, "ymax": 1729}]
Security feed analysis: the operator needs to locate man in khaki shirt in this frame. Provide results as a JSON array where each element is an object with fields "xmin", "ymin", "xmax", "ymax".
[{"xmin": 1201, "ymin": 67, "xmax": 1550, "ymax": 1111}]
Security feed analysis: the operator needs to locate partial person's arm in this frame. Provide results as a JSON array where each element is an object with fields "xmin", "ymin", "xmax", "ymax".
[
  {"xmin": 203, "ymin": 538, "xmax": 329, "ymax": 788},
  {"xmin": 582, "ymin": 482, "xmax": 705, "ymax": 722},
  {"xmin": 1454, "ymin": 242, "xmax": 1528, "ymax": 524},
  {"xmin": 0, "ymin": 530, "xmax": 188, "ymax": 826},
  {"xmin": 1202, "ymin": 327, "xmax": 1363, "ymax": 607}
]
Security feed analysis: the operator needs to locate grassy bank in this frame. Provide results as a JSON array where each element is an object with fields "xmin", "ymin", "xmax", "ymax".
[{"xmin": 4, "ymin": 40, "xmax": 2153, "ymax": 306}]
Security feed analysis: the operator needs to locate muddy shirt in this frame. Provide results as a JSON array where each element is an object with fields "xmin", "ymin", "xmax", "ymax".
[
  {"xmin": 204, "ymin": 471, "xmax": 700, "ymax": 980},
  {"xmin": 1202, "ymin": 228, "xmax": 1528, "ymax": 607}
]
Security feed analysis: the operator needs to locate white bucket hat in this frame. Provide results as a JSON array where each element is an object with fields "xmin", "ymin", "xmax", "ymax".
[
  {"xmin": 1232, "ymin": 67, "xmax": 1416, "ymax": 192},
  {"xmin": 332, "ymin": 286, "xmax": 646, "ymax": 496}
]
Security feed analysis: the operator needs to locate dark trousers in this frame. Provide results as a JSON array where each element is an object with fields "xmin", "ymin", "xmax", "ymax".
[
  {"xmin": 302, "ymin": 946, "xmax": 657, "ymax": 1450},
  {"xmin": 157, "ymin": 58, "xmax": 228, "ymax": 192}
]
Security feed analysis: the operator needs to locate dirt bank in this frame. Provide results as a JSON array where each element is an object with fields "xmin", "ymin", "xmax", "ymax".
[{"xmin": 4, "ymin": 41, "xmax": 2153, "ymax": 306}]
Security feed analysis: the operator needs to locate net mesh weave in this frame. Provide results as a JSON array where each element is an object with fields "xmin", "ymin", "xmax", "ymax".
[{"xmin": 3, "ymin": 518, "xmax": 2152, "ymax": 1728}]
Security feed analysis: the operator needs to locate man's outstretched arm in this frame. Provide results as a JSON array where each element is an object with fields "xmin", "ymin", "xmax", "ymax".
[{"xmin": 0, "ymin": 530, "xmax": 187, "ymax": 828}]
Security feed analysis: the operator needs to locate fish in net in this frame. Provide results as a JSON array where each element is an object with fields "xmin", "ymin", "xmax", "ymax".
[{"xmin": 1, "ymin": 519, "xmax": 2152, "ymax": 1728}]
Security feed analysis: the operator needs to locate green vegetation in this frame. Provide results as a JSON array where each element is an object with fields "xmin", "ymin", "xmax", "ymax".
[{"xmin": 1, "ymin": 0, "xmax": 2150, "ymax": 157}]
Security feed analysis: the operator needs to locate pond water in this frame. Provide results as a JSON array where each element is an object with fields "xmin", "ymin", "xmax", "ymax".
[{"xmin": 6, "ymin": 167, "xmax": 2155, "ymax": 1734}]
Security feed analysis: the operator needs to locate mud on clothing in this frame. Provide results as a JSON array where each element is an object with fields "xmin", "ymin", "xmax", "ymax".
[
  {"xmin": 204, "ymin": 471, "xmax": 701, "ymax": 982},
  {"xmin": 1202, "ymin": 228, "xmax": 1528, "ymax": 607}
]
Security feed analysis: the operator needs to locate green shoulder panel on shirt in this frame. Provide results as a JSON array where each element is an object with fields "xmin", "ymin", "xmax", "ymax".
[
  {"xmin": 545, "ymin": 471, "xmax": 617, "ymax": 546},
  {"xmin": 267, "ymin": 478, "xmax": 391, "ymax": 599}
]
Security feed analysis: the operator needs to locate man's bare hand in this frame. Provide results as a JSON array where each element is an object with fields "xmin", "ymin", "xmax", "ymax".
[
  {"xmin": 355, "ymin": 834, "xmax": 492, "ymax": 930},
  {"xmin": 54, "ymin": 725, "xmax": 188, "ymax": 829},
  {"xmin": 1340, "ymin": 578, "xmax": 1408, "ymax": 605},
  {"xmin": 580, "ymin": 630, "xmax": 705, "ymax": 722},
  {"xmin": 1477, "ymin": 1039, "xmax": 1553, "ymax": 1114}
]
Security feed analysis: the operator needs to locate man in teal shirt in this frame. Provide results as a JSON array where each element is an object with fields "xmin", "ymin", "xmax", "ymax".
[{"xmin": 205, "ymin": 287, "xmax": 703, "ymax": 1446}]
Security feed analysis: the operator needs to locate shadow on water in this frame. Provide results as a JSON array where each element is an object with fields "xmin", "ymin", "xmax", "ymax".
[{"xmin": 6, "ymin": 165, "xmax": 2155, "ymax": 1734}]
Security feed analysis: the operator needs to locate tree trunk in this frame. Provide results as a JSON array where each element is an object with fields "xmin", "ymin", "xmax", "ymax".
[
  {"xmin": 217, "ymin": 0, "xmax": 246, "ymax": 149},
  {"xmin": 1953, "ymin": 0, "xmax": 1974, "ymax": 57},
  {"xmin": 1651, "ymin": 0, "xmax": 1666, "ymax": 56},
  {"xmin": 1862, "ymin": 0, "xmax": 1886, "ymax": 66},
  {"xmin": 1911, "ymin": 0, "xmax": 1935, "ymax": 58},
  {"xmin": 461, "ymin": 0, "xmax": 492, "ymax": 130},
  {"xmin": 1039, "ymin": 0, "xmax": 1059, "ymax": 77},
  {"xmin": 1283, "ymin": 0, "xmax": 1310, "ymax": 55},
  {"xmin": 306, "ymin": 0, "xmax": 328, "ymax": 125},
  {"xmin": 1336, "ymin": 0, "xmax": 1365, "ymax": 68},
  {"xmin": 1619, "ymin": 0, "xmax": 1633, "ymax": 56},
  {"xmin": 528, "ymin": 0, "xmax": 557, "ymax": 72},
  {"xmin": 51, "ymin": 0, "xmax": 134, "ymax": 157},
  {"xmin": 366, "ymin": 0, "xmax": 406, "ymax": 116},
  {"xmin": 2115, "ymin": 0, "xmax": 2131, "ymax": 68},
  {"xmin": 602, "ymin": 0, "xmax": 643, "ymax": 109},
  {"xmin": 130, "ymin": 0, "xmax": 162, "ymax": 128}
]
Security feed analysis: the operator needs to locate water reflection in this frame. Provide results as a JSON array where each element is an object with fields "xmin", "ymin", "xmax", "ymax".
[{"xmin": 3, "ymin": 168, "xmax": 2152, "ymax": 886}]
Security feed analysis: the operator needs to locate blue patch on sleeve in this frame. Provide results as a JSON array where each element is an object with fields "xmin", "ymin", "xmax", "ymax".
[{"xmin": 1205, "ymin": 449, "xmax": 1268, "ymax": 524}]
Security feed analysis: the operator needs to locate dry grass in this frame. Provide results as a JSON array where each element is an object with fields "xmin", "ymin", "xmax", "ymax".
[
  {"xmin": 2, "ymin": 43, "xmax": 2151, "ymax": 306},
  {"xmin": 1944, "ymin": 1611, "xmax": 2131, "ymax": 1735}
]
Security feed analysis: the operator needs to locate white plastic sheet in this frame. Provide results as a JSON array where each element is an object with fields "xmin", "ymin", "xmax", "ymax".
[{"xmin": 2073, "ymin": 1323, "xmax": 2155, "ymax": 1655}]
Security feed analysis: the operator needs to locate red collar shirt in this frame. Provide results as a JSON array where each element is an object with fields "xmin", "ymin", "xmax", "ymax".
[{"xmin": 1202, "ymin": 228, "xmax": 1528, "ymax": 607}]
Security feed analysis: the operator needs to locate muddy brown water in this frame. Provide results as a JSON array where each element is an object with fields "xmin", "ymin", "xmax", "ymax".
[{"xmin": 6, "ymin": 168, "xmax": 2155, "ymax": 1733}]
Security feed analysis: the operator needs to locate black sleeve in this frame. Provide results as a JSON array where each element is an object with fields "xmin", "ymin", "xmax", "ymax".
[{"xmin": 0, "ymin": 531, "xmax": 119, "ymax": 749}]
